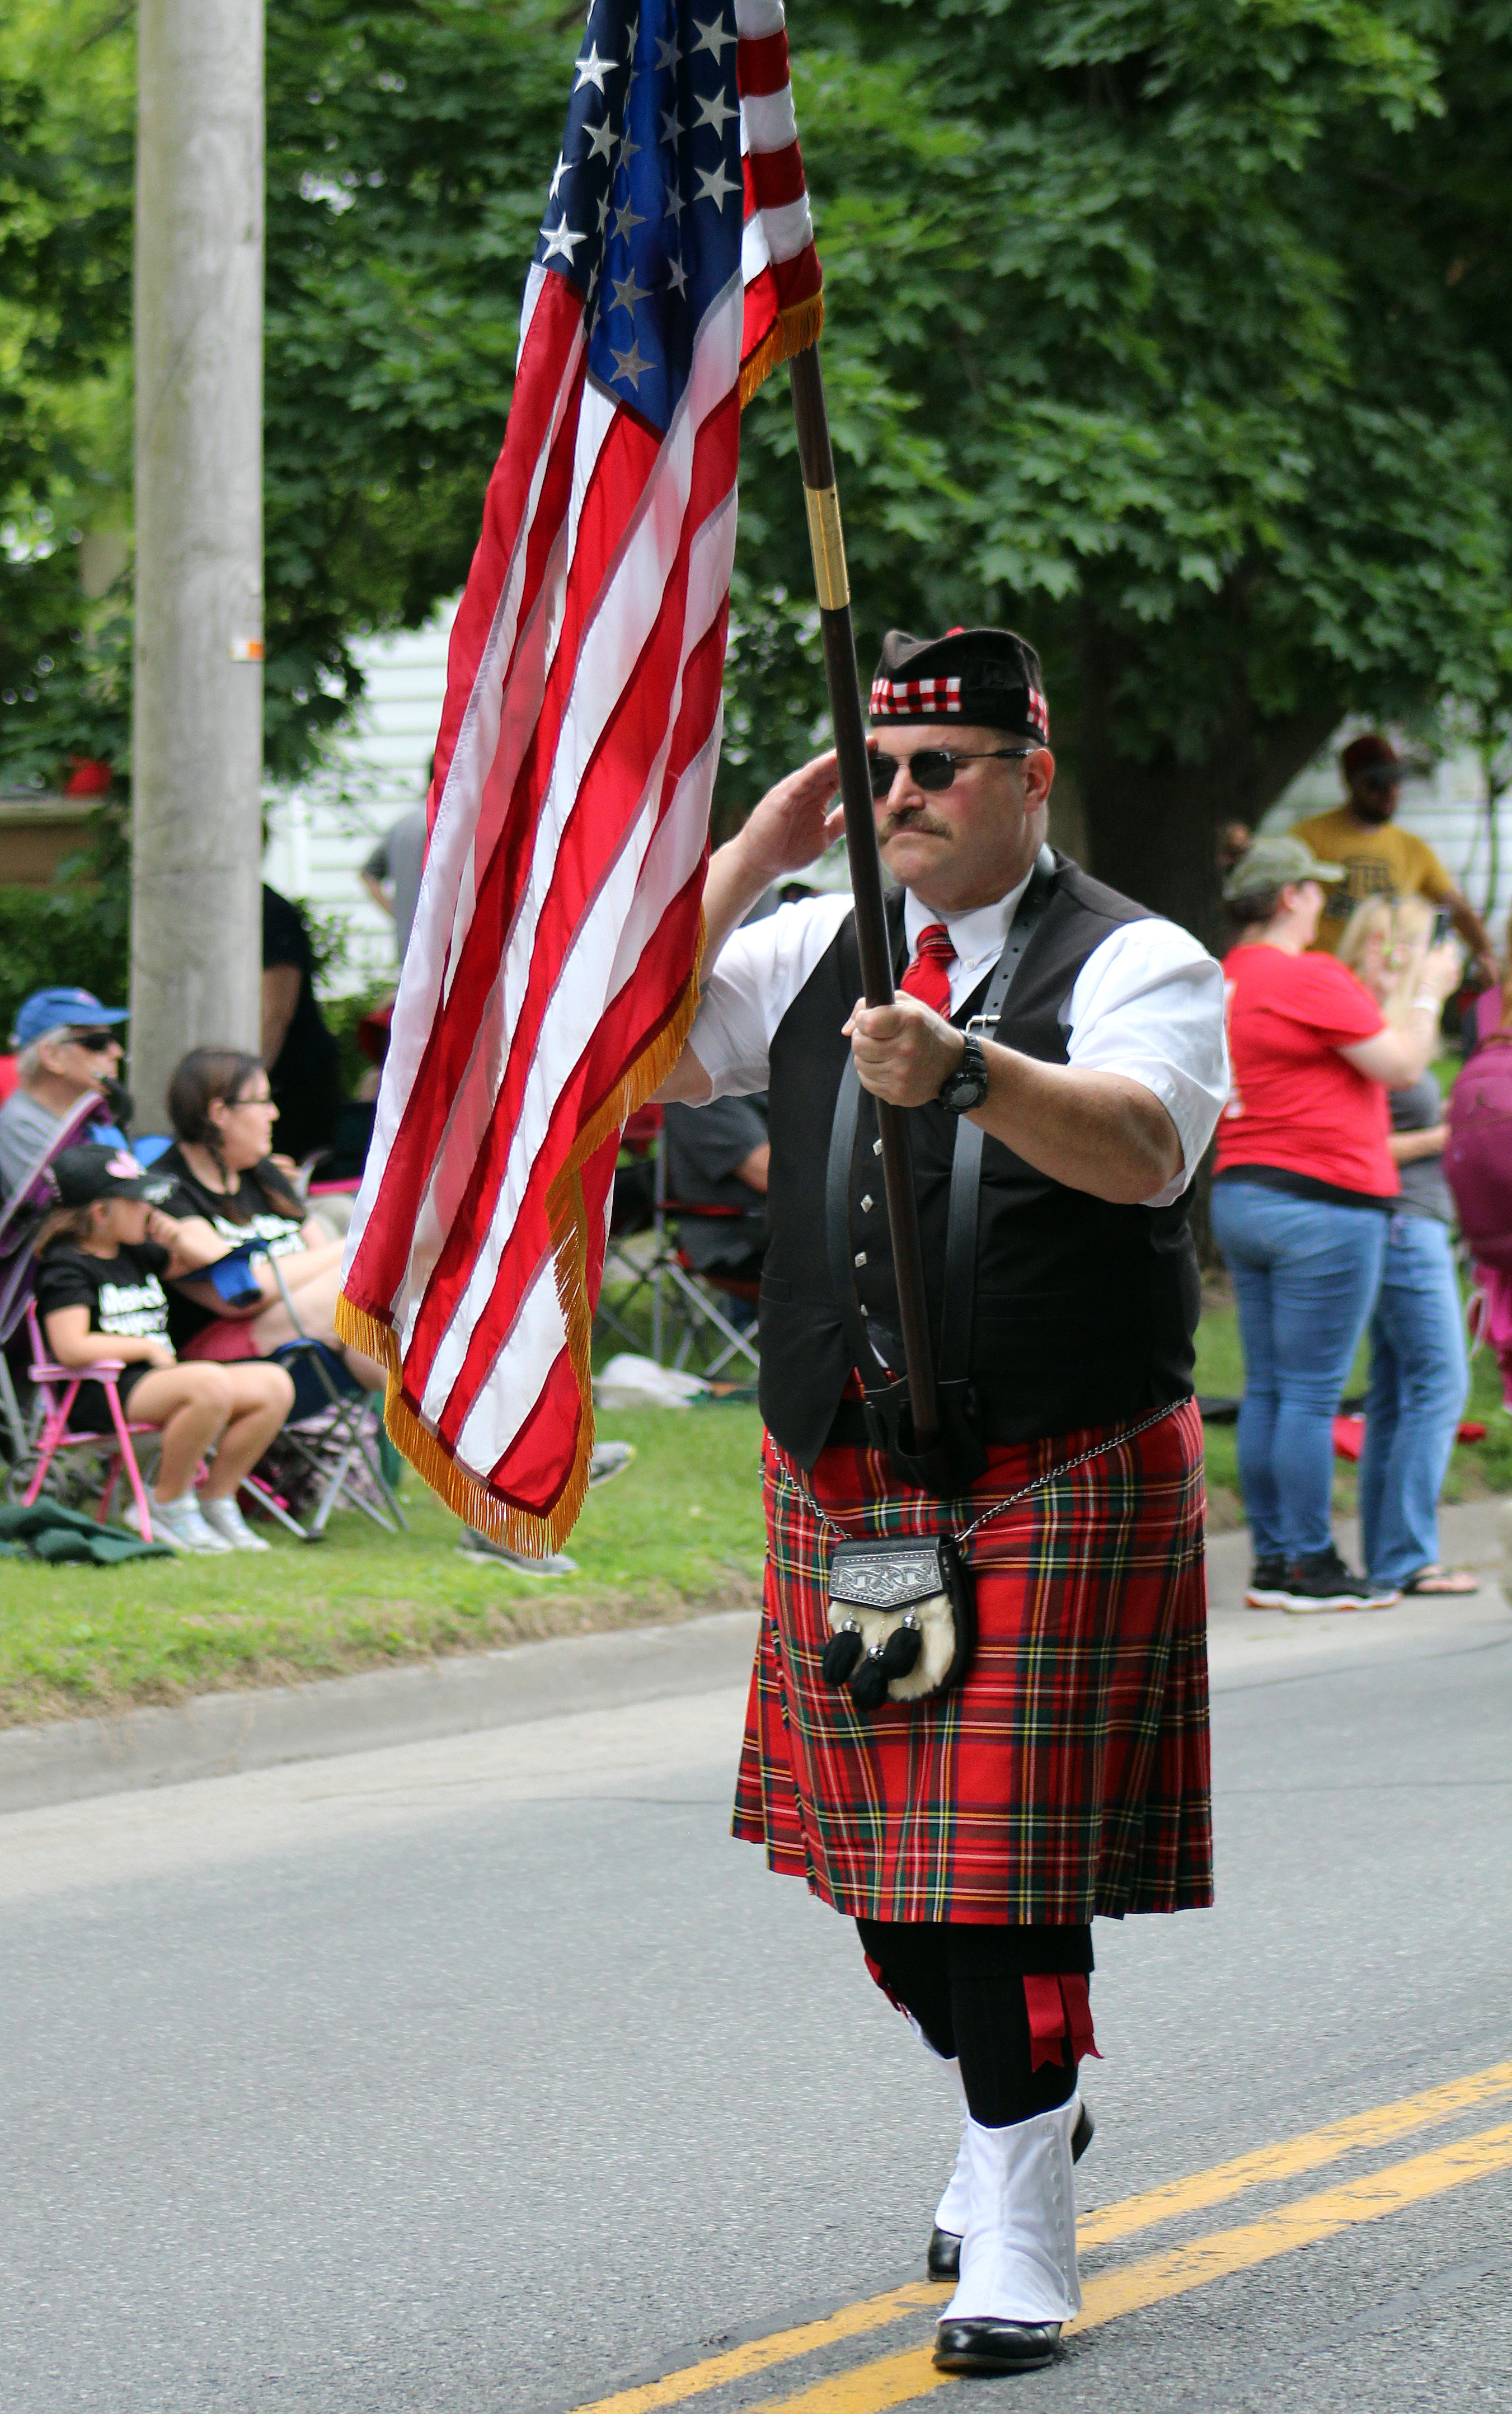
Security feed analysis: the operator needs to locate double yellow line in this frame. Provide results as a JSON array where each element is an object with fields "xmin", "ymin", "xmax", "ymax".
[{"xmin": 565, "ymin": 2060, "xmax": 1512, "ymax": 2414}]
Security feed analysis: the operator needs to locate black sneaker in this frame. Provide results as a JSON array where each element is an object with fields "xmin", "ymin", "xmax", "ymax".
[
  {"xmin": 1278, "ymin": 1547, "xmax": 1399, "ymax": 1612},
  {"xmin": 1245, "ymin": 1556, "xmax": 1290, "ymax": 1608}
]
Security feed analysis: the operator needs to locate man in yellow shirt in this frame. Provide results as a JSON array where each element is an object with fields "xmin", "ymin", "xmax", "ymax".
[{"xmin": 1290, "ymin": 733, "xmax": 1496, "ymax": 976}]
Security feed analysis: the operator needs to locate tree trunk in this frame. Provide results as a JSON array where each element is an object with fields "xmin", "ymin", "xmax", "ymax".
[
  {"xmin": 131, "ymin": 0, "xmax": 265, "ymax": 1131},
  {"xmin": 1073, "ymin": 616, "xmax": 1341, "ymax": 1267},
  {"xmin": 1076, "ymin": 690, "xmax": 1342, "ymax": 951}
]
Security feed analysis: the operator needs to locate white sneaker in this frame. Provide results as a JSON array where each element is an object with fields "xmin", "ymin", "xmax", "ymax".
[
  {"xmin": 197, "ymin": 1495, "xmax": 271, "ymax": 1551},
  {"xmin": 148, "ymin": 1494, "xmax": 234, "ymax": 1554}
]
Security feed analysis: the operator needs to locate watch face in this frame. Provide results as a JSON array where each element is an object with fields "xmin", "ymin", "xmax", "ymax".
[{"xmin": 941, "ymin": 1055, "xmax": 989, "ymax": 1110}]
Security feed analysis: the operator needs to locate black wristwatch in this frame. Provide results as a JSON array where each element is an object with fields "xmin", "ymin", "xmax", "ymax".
[{"xmin": 937, "ymin": 1031, "xmax": 989, "ymax": 1114}]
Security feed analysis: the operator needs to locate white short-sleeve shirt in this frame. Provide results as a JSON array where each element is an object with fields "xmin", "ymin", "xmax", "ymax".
[{"xmin": 687, "ymin": 872, "xmax": 1230, "ymax": 1210}]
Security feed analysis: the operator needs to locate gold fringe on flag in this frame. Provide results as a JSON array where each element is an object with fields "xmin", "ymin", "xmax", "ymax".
[
  {"xmin": 335, "ymin": 915, "xmax": 707, "ymax": 1562},
  {"xmin": 739, "ymin": 291, "xmax": 825, "ymax": 410}
]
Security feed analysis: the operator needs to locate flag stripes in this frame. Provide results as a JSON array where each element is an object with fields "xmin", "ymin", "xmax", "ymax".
[{"xmin": 337, "ymin": 0, "xmax": 821, "ymax": 1549}]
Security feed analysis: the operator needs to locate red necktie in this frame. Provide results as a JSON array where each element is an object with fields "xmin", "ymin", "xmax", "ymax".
[{"xmin": 900, "ymin": 921, "xmax": 955, "ymax": 1016}]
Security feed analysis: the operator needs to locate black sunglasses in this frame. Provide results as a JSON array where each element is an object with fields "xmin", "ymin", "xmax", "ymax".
[
  {"xmin": 65, "ymin": 1027, "xmax": 120, "ymax": 1055},
  {"xmin": 867, "ymin": 745, "xmax": 1036, "ymax": 800}
]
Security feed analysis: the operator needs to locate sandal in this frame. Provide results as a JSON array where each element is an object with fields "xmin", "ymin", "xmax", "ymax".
[{"xmin": 1401, "ymin": 1566, "xmax": 1480, "ymax": 1596}]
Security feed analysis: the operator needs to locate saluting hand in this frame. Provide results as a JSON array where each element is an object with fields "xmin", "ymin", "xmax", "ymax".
[
  {"xmin": 734, "ymin": 748, "xmax": 847, "ymax": 885},
  {"xmin": 844, "ymin": 994, "xmax": 966, "ymax": 1107}
]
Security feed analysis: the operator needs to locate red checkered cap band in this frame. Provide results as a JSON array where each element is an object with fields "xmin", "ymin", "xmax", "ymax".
[
  {"xmin": 1027, "ymin": 685, "xmax": 1049, "ymax": 738},
  {"xmin": 868, "ymin": 674, "xmax": 962, "ymax": 717}
]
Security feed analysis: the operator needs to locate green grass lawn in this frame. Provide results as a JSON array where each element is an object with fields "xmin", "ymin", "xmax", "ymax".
[
  {"xmin": 5, "ymin": 1275, "xmax": 1506, "ymax": 1725},
  {"xmin": 0, "ymin": 1405, "xmax": 767, "ymax": 1727}
]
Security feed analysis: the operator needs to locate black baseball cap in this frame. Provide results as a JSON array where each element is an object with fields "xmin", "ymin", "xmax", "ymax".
[{"xmin": 50, "ymin": 1145, "xmax": 176, "ymax": 1209}]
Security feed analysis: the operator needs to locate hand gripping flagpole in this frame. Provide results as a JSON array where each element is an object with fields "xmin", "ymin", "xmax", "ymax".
[{"xmin": 787, "ymin": 342, "xmax": 948, "ymax": 1484}]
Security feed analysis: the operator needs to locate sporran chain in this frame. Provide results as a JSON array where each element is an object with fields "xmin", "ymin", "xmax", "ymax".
[{"xmin": 771, "ymin": 1400, "xmax": 1181, "ymax": 1559}]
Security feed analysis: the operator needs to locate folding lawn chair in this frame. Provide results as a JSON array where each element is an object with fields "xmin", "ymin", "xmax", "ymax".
[
  {"xmin": 0, "ymin": 1097, "xmax": 118, "ymax": 1488},
  {"xmin": 195, "ymin": 1239, "xmax": 407, "ymax": 1539},
  {"xmin": 595, "ymin": 1107, "xmax": 759, "ymax": 1380},
  {"xmin": 14, "ymin": 1298, "xmax": 158, "ymax": 1534}
]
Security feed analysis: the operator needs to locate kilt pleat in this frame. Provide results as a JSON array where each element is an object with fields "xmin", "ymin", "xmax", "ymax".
[{"xmin": 732, "ymin": 1396, "xmax": 1213, "ymax": 1924}]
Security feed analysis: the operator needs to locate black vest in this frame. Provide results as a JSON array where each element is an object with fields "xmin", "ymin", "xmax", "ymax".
[{"xmin": 758, "ymin": 853, "xmax": 1201, "ymax": 1467}]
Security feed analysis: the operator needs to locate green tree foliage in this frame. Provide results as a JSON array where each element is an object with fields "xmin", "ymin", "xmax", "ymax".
[{"xmin": 3, "ymin": 0, "xmax": 1510, "ymax": 941}]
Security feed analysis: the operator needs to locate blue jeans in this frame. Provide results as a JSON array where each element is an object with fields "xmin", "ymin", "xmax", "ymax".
[
  {"xmin": 1210, "ymin": 1179, "xmax": 1387, "ymax": 1562},
  {"xmin": 1358, "ymin": 1214, "xmax": 1468, "ymax": 1585}
]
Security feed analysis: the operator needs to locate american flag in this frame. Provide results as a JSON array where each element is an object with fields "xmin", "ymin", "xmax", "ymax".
[{"xmin": 337, "ymin": 0, "xmax": 821, "ymax": 1550}]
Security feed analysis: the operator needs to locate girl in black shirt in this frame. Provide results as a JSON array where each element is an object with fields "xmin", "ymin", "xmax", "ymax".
[
  {"xmin": 35, "ymin": 1145, "xmax": 294, "ymax": 1554},
  {"xmin": 154, "ymin": 1048, "xmax": 386, "ymax": 1391}
]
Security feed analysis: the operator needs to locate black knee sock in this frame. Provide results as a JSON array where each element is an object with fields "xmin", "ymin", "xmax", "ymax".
[
  {"xmin": 857, "ymin": 1917, "xmax": 1087, "ymax": 2128},
  {"xmin": 855, "ymin": 1915, "xmax": 955, "ymax": 2058},
  {"xmin": 948, "ymin": 1927, "xmax": 1078, "ymax": 2128}
]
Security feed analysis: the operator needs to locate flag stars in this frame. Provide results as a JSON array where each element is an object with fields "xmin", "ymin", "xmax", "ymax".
[
  {"xmin": 660, "ymin": 104, "xmax": 685, "ymax": 147},
  {"xmin": 665, "ymin": 251, "xmax": 688, "ymax": 299},
  {"xmin": 610, "ymin": 336, "xmax": 652, "ymax": 393},
  {"xmin": 549, "ymin": 152, "xmax": 569, "ymax": 201},
  {"xmin": 692, "ymin": 15, "xmax": 736, "ymax": 64},
  {"xmin": 694, "ymin": 159, "xmax": 740, "ymax": 211},
  {"xmin": 610, "ymin": 192, "xmax": 646, "ymax": 240},
  {"xmin": 655, "ymin": 31, "xmax": 681, "ymax": 73},
  {"xmin": 693, "ymin": 90, "xmax": 738, "ymax": 137},
  {"xmin": 574, "ymin": 40, "xmax": 613, "ymax": 94},
  {"xmin": 541, "ymin": 215, "xmax": 588, "ymax": 263},
  {"xmin": 611, "ymin": 265, "xmax": 651, "ymax": 315},
  {"xmin": 585, "ymin": 113, "xmax": 617, "ymax": 165}
]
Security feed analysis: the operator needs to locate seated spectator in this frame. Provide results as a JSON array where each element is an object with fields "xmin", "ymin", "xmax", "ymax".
[
  {"xmin": 151, "ymin": 1046, "xmax": 388, "ymax": 1391},
  {"xmin": 0, "ymin": 987, "xmax": 131, "ymax": 1196},
  {"xmin": 1337, "ymin": 898, "xmax": 1474, "ymax": 1596},
  {"xmin": 1212, "ymin": 834, "xmax": 1461, "ymax": 1613},
  {"xmin": 34, "ymin": 1145, "xmax": 294, "ymax": 1554},
  {"xmin": 262, "ymin": 883, "xmax": 343, "ymax": 1165},
  {"xmin": 663, "ymin": 1093, "xmax": 769, "ymax": 1288}
]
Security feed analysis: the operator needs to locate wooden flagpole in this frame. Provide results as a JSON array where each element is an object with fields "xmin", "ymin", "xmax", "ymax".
[{"xmin": 787, "ymin": 342, "xmax": 944, "ymax": 1471}]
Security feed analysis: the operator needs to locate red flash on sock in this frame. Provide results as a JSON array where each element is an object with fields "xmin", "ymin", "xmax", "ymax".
[{"xmin": 1023, "ymin": 1973, "xmax": 1101, "ymax": 2070}]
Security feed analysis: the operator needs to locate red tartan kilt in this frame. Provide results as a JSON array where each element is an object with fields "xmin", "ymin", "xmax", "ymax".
[{"xmin": 733, "ymin": 1397, "xmax": 1213, "ymax": 1925}]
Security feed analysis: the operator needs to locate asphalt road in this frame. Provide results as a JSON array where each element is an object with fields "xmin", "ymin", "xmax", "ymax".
[{"xmin": 2, "ymin": 1532, "xmax": 1510, "ymax": 2414}]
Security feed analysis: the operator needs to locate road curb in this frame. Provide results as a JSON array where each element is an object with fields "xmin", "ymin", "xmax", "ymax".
[
  {"xmin": 3, "ymin": 1497, "xmax": 1503, "ymax": 1820},
  {"xmin": 0, "ymin": 1608, "xmax": 761, "ymax": 1817}
]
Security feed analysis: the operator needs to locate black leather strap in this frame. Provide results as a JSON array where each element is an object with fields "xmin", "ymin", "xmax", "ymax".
[
  {"xmin": 825, "ymin": 847, "xmax": 1058, "ymax": 1482},
  {"xmin": 937, "ymin": 849, "xmax": 1056, "ymax": 1392}
]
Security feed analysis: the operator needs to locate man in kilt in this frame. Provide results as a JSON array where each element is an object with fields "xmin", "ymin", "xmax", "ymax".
[{"xmin": 657, "ymin": 626, "xmax": 1229, "ymax": 2375}]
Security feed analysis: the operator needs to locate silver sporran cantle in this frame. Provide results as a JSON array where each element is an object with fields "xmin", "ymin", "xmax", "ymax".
[{"xmin": 821, "ymin": 1534, "xmax": 976, "ymax": 1709}]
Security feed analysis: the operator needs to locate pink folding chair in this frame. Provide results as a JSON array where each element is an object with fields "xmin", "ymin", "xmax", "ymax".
[{"xmin": 21, "ymin": 1298, "xmax": 157, "ymax": 1535}]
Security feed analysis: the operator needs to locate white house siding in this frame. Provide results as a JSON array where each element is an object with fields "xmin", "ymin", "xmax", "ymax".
[{"xmin": 261, "ymin": 605, "xmax": 457, "ymax": 997}]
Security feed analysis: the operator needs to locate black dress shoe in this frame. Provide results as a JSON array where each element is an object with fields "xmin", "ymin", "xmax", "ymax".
[
  {"xmin": 934, "ymin": 2318, "xmax": 1061, "ymax": 2373},
  {"xmin": 926, "ymin": 2101, "xmax": 1095, "ymax": 2282},
  {"xmin": 927, "ymin": 2224, "xmax": 960, "ymax": 2281}
]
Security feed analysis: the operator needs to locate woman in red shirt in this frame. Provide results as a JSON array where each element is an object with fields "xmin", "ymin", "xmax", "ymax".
[{"xmin": 1212, "ymin": 834, "xmax": 1460, "ymax": 1611}]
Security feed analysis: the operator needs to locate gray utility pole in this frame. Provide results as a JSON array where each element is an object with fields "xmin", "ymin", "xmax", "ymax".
[{"xmin": 130, "ymin": 0, "xmax": 265, "ymax": 1130}]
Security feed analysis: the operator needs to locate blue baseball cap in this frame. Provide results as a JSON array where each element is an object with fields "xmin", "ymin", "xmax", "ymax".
[{"xmin": 11, "ymin": 987, "xmax": 130, "ymax": 1048}]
